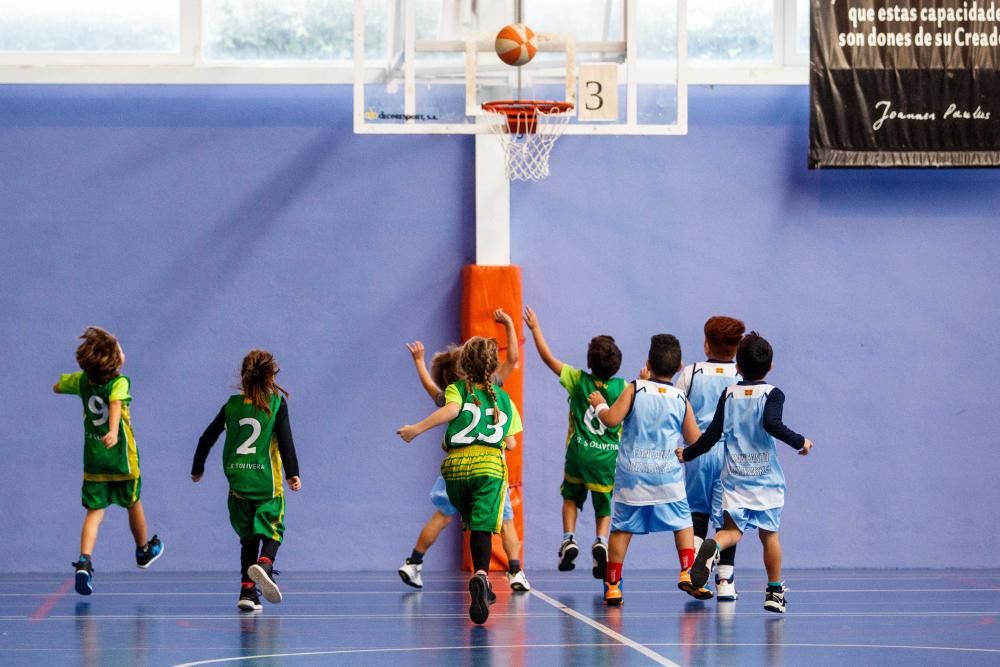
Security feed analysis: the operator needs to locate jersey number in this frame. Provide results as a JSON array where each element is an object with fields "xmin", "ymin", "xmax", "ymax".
[
  {"xmin": 452, "ymin": 404, "xmax": 509, "ymax": 445},
  {"xmin": 583, "ymin": 405, "xmax": 607, "ymax": 436},
  {"xmin": 88, "ymin": 396, "xmax": 109, "ymax": 427},
  {"xmin": 236, "ymin": 418, "xmax": 262, "ymax": 455}
]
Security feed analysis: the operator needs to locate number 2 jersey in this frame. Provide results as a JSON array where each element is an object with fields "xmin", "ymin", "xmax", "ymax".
[
  {"xmin": 58, "ymin": 372, "xmax": 139, "ymax": 481},
  {"xmin": 191, "ymin": 394, "xmax": 300, "ymax": 501}
]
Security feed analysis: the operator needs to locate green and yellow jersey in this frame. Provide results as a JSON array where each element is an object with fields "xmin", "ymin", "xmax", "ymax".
[
  {"xmin": 560, "ymin": 364, "xmax": 626, "ymax": 452},
  {"xmin": 57, "ymin": 372, "xmax": 139, "ymax": 481},
  {"xmin": 219, "ymin": 394, "xmax": 285, "ymax": 502},
  {"xmin": 442, "ymin": 382, "xmax": 522, "ymax": 452}
]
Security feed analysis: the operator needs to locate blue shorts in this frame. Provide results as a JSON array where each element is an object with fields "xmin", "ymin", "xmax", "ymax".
[
  {"xmin": 684, "ymin": 449, "xmax": 725, "ymax": 529},
  {"xmin": 430, "ymin": 476, "xmax": 513, "ymax": 521},
  {"xmin": 611, "ymin": 498, "xmax": 692, "ymax": 535},
  {"xmin": 724, "ymin": 507, "xmax": 782, "ymax": 533}
]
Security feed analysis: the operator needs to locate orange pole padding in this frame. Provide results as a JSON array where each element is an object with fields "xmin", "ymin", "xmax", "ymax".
[{"xmin": 460, "ymin": 264, "xmax": 525, "ymax": 573}]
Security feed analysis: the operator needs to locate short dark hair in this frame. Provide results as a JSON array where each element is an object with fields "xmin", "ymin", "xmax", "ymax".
[
  {"xmin": 587, "ymin": 335, "xmax": 622, "ymax": 381},
  {"xmin": 736, "ymin": 332, "xmax": 773, "ymax": 381},
  {"xmin": 648, "ymin": 334, "xmax": 682, "ymax": 378},
  {"xmin": 704, "ymin": 316, "xmax": 745, "ymax": 360}
]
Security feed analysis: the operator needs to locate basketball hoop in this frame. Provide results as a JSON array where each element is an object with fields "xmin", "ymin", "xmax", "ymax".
[{"xmin": 482, "ymin": 100, "xmax": 574, "ymax": 181}]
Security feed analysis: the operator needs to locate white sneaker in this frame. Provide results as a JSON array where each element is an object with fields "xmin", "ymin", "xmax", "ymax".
[
  {"xmin": 558, "ymin": 539, "xmax": 579, "ymax": 571},
  {"xmin": 764, "ymin": 585, "xmax": 786, "ymax": 613},
  {"xmin": 398, "ymin": 561, "xmax": 423, "ymax": 589},
  {"xmin": 716, "ymin": 577, "xmax": 739, "ymax": 601},
  {"xmin": 507, "ymin": 569, "xmax": 531, "ymax": 592}
]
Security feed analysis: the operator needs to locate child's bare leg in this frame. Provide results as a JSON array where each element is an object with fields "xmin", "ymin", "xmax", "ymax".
[
  {"xmin": 127, "ymin": 500, "xmax": 148, "ymax": 547},
  {"xmin": 607, "ymin": 531, "xmax": 631, "ymax": 563},
  {"xmin": 714, "ymin": 514, "xmax": 744, "ymax": 551},
  {"xmin": 80, "ymin": 509, "xmax": 105, "ymax": 555},
  {"xmin": 501, "ymin": 520, "xmax": 520, "ymax": 561},
  {"xmin": 595, "ymin": 515, "xmax": 611, "ymax": 540},
  {"xmin": 562, "ymin": 499, "xmax": 578, "ymax": 534},
  {"xmin": 759, "ymin": 529, "xmax": 782, "ymax": 583},
  {"xmin": 415, "ymin": 511, "xmax": 453, "ymax": 553}
]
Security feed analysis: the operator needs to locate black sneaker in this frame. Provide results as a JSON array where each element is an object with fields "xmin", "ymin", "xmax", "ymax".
[
  {"xmin": 136, "ymin": 535, "xmax": 164, "ymax": 569},
  {"xmin": 72, "ymin": 559, "xmax": 93, "ymax": 596},
  {"xmin": 764, "ymin": 585, "xmax": 786, "ymax": 614},
  {"xmin": 558, "ymin": 538, "xmax": 579, "ymax": 571},
  {"xmin": 248, "ymin": 561, "xmax": 282, "ymax": 604},
  {"xmin": 591, "ymin": 541, "xmax": 608, "ymax": 580},
  {"xmin": 689, "ymin": 539, "xmax": 719, "ymax": 590},
  {"xmin": 469, "ymin": 573, "xmax": 491, "ymax": 624},
  {"xmin": 237, "ymin": 585, "xmax": 263, "ymax": 612},
  {"xmin": 487, "ymin": 578, "xmax": 497, "ymax": 605}
]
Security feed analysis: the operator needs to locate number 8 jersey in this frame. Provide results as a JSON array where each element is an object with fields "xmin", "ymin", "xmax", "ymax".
[{"xmin": 222, "ymin": 394, "xmax": 285, "ymax": 501}]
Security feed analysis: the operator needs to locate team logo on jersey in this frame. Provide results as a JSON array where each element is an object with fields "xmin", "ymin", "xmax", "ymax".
[
  {"xmin": 744, "ymin": 389, "xmax": 754, "ymax": 396},
  {"xmin": 658, "ymin": 387, "xmax": 667, "ymax": 393},
  {"xmin": 715, "ymin": 367, "xmax": 724, "ymax": 374}
]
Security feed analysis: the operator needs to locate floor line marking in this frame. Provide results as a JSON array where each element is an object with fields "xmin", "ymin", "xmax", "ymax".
[
  {"xmin": 529, "ymin": 588, "xmax": 681, "ymax": 667},
  {"xmin": 167, "ymin": 643, "xmax": 633, "ymax": 667},
  {"xmin": 4, "ymin": 586, "xmax": 998, "ymax": 597},
  {"xmin": 645, "ymin": 642, "xmax": 1000, "ymax": 654},
  {"xmin": 28, "ymin": 578, "xmax": 73, "ymax": 621}
]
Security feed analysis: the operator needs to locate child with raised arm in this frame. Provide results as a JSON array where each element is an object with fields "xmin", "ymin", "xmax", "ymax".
[
  {"xmin": 398, "ymin": 337, "xmax": 522, "ymax": 625},
  {"xmin": 524, "ymin": 305, "xmax": 625, "ymax": 579},
  {"xmin": 588, "ymin": 334, "xmax": 712, "ymax": 605},
  {"xmin": 54, "ymin": 327, "xmax": 163, "ymax": 596},
  {"xmin": 675, "ymin": 316, "xmax": 745, "ymax": 601},
  {"xmin": 191, "ymin": 350, "xmax": 302, "ymax": 612},
  {"xmin": 677, "ymin": 332, "xmax": 813, "ymax": 614},
  {"xmin": 398, "ymin": 309, "xmax": 530, "ymax": 593}
]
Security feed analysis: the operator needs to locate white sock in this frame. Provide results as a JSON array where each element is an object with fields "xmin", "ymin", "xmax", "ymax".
[
  {"xmin": 717, "ymin": 564, "xmax": 734, "ymax": 581},
  {"xmin": 693, "ymin": 535, "xmax": 704, "ymax": 552}
]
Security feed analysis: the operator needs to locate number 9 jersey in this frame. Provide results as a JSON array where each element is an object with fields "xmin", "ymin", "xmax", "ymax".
[{"xmin": 58, "ymin": 372, "xmax": 139, "ymax": 481}]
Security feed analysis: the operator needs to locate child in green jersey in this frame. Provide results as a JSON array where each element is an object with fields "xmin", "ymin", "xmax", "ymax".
[
  {"xmin": 523, "ymin": 306, "xmax": 625, "ymax": 580},
  {"xmin": 399, "ymin": 308, "xmax": 530, "ymax": 593},
  {"xmin": 192, "ymin": 350, "xmax": 302, "ymax": 612},
  {"xmin": 54, "ymin": 326, "xmax": 163, "ymax": 596},
  {"xmin": 398, "ymin": 337, "xmax": 522, "ymax": 625}
]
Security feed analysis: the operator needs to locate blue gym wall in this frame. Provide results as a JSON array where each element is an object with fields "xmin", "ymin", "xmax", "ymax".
[{"xmin": 1, "ymin": 84, "xmax": 998, "ymax": 573}]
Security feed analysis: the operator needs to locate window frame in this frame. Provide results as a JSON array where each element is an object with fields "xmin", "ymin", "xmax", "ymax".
[{"xmin": 0, "ymin": 0, "xmax": 808, "ymax": 85}]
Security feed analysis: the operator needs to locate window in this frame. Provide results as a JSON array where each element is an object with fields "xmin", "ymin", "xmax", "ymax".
[
  {"xmin": 0, "ymin": 0, "xmax": 179, "ymax": 53},
  {"xmin": 688, "ymin": 0, "xmax": 773, "ymax": 63}
]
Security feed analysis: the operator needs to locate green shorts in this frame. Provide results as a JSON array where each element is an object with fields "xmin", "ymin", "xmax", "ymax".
[
  {"xmin": 82, "ymin": 477, "xmax": 141, "ymax": 510},
  {"xmin": 561, "ymin": 439, "xmax": 615, "ymax": 517},
  {"xmin": 228, "ymin": 493, "xmax": 285, "ymax": 542},
  {"xmin": 441, "ymin": 446, "xmax": 507, "ymax": 534}
]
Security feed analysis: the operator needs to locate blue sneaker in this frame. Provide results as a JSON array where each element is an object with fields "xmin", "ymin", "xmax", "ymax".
[
  {"xmin": 73, "ymin": 558, "xmax": 93, "ymax": 596},
  {"xmin": 136, "ymin": 535, "xmax": 163, "ymax": 569}
]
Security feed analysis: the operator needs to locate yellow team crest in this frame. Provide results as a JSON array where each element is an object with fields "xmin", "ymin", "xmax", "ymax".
[{"xmin": 744, "ymin": 389, "xmax": 754, "ymax": 396}]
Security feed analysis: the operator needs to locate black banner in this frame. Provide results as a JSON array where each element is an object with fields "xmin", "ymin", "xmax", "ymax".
[{"xmin": 810, "ymin": 0, "xmax": 1000, "ymax": 167}]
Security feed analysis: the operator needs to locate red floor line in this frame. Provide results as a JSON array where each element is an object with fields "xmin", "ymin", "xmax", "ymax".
[{"xmin": 29, "ymin": 578, "xmax": 74, "ymax": 621}]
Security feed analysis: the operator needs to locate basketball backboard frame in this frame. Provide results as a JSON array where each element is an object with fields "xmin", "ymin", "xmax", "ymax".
[{"xmin": 353, "ymin": 0, "xmax": 687, "ymax": 136}]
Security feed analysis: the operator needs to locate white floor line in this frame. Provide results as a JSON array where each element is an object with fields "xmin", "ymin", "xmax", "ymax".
[{"xmin": 529, "ymin": 588, "xmax": 681, "ymax": 667}]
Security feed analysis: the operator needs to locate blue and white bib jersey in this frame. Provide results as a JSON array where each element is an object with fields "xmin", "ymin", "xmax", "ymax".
[
  {"xmin": 681, "ymin": 381, "xmax": 806, "ymax": 529},
  {"xmin": 614, "ymin": 380, "xmax": 689, "ymax": 506},
  {"xmin": 676, "ymin": 362, "xmax": 738, "ymax": 519},
  {"xmin": 718, "ymin": 383, "xmax": 787, "ymax": 510}
]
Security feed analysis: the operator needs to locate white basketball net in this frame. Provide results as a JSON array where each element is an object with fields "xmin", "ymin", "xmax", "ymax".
[{"xmin": 483, "ymin": 102, "xmax": 573, "ymax": 181}]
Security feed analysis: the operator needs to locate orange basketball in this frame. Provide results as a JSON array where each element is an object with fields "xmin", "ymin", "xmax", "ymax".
[{"xmin": 495, "ymin": 23, "xmax": 537, "ymax": 67}]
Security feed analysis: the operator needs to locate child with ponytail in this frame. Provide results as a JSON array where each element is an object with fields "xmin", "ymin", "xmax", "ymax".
[
  {"xmin": 191, "ymin": 349, "xmax": 302, "ymax": 612},
  {"xmin": 398, "ymin": 337, "xmax": 522, "ymax": 625}
]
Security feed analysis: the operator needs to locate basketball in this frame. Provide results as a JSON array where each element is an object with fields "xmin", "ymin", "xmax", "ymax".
[{"xmin": 495, "ymin": 23, "xmax": 537, "ymax": 67}]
